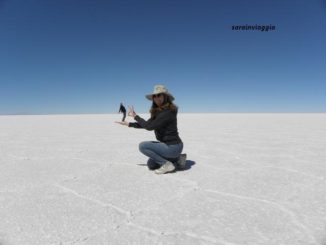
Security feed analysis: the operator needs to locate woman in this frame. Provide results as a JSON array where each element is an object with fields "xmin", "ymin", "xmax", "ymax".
[{"xmin": 116, "ymin": 85, "xmax": 186, "ymax": 174}]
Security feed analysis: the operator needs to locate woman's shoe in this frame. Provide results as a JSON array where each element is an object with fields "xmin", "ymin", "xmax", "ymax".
[
  {"xmin": 176, "ymin": 153, "xmax": 187, "ymax": 170},
  {"xmin": 155, "ymin": 161, "xmax": 175, "ymax": 174}
]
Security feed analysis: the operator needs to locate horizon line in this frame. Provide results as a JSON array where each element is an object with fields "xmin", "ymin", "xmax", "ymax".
[{"xmin": 1, "ymin": 112, "xmax": 326, "ymax": 116}]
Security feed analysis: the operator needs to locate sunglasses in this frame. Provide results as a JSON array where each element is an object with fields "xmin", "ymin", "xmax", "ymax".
[{"xmin": 153, "ymin": 93, "xmax": 163, "ymax": 98}]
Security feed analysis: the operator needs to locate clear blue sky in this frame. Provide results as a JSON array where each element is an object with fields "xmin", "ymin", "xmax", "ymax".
[{"xmin": 0, "ymin": 0, "xmax": 325, "ymax": 114}]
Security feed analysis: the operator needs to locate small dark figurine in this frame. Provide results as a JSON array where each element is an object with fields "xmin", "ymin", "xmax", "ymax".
[{"xmin": 119, "ymin": 103, "xmax": 126, "ymax": 121}]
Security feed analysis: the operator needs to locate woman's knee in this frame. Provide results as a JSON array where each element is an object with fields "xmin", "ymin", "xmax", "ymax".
[{"xmin": 138, "ymin": 141, "xmax": 151, "ymax": 152}]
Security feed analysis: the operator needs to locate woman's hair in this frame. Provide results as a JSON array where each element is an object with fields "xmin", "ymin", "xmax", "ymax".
[{"xmin": 150, "ymin": 94, "xmax": 178, "ymax": 118}]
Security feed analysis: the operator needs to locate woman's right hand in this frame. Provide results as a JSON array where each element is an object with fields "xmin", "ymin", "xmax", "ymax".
[{"xmin": 115, "ymin": 121, "xmax": 129, "ymax": 126}]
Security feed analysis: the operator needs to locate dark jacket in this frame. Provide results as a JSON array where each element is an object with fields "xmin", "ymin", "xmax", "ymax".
[
  {"xmin": 119, "ymin": 104, "xmax": 126, "ymax": 113},
  {"xmin": 129, "ymin": 109, "xmax": 182, "ymax": 145}
]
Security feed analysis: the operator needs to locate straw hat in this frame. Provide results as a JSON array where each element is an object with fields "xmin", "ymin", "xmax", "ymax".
[{"xmin": 145, "ymin": 85, "xmax": 175, "ymax": 101}]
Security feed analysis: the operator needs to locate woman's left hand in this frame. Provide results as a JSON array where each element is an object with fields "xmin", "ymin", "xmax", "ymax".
[{"xmin": 128, "ymin": 106, "xmax": 137, "ymax": 118}]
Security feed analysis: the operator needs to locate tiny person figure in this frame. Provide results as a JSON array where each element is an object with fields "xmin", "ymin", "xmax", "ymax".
[
  {"xmin": 118, "ymin": 102, "xmax": 126, "ymax": 122},
  {"xmin": 115, "ymin": 85, "xmax": 187, "ymax": 174}
]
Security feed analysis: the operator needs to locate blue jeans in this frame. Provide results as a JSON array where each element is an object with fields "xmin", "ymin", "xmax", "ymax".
[{"xmin": 139, "ymin": 141, "xmax": 183, "ymax": 166}]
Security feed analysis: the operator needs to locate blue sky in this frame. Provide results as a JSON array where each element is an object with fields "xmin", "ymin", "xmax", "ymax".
[{"xmin": 0, "ymin": 0, "xmax": 325, "ymax": 114}]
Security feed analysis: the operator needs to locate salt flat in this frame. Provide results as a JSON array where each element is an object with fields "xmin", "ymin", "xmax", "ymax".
[{"xmin": 0, "ymin": 113, "xmax": 326, "ymax": 245}]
